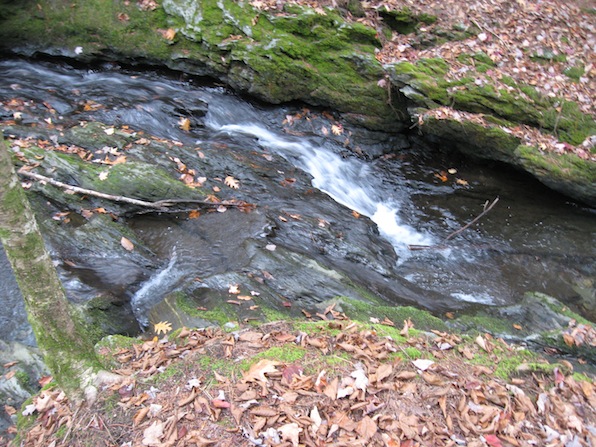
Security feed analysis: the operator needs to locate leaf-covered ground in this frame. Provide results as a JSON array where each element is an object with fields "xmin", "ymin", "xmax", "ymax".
[{"xmin": 8, "ymin": 314, "xmax": 595, "ymax": 446}]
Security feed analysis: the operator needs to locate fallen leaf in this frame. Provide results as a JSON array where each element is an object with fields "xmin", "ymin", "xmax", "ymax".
[
  {"xmin": 412, "ymin": 359, "xmax": 435, "ymax": 371},
  {"xmin": 278, "ymin": 422, "xmax": 302, "ymax": 447},
  {"xmin": 178, "ymin": 117, "xmax": 191, "ymax": 131},
  {"xmin": 228, "ymin": 284, "xmax": 240, "ymax": 294},
  {"xmin": 356, "ymin": 416, "xmax": 377, "ymax": 441},
  {"xmin": 154, "ymin": 321, "xmax": 172, "ymax": 335},
  {"xmin": 142, "ymin": 420, "xmax": 164, "ymax": 446},
  {"xmin": 224, "ymin": 176, "xmax": 240, "ymax": 189},
  {"xmin": 376, "ymin": 364, "xmax": 393, "ymax": 383},
  {"xmin": 351, "ymin": 366, "xmax": 369, "ymax": 391},
  {"xmin": 120, "ymin": 236, "xmax": 134, "ymax": 251},
  {"xmin": 188, "ymin": 210, "xmax": 201, "ymax": 219},
  {"xmin": 242, "ymin": 359, "xmax": 280, "ymax": 383},
  {"xmin": 483, "ymin": 434, "xmax": 503, "ymax": 447},
  {"xmin": 434, "ymin": 171, "xmax": 448, "ymax": 182},
  {"xmin": 475, "ymin": 335, "xmax": 489, "ymax": 351}
]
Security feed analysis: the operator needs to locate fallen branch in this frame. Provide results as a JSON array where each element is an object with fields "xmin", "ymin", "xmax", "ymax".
[
  {"xmin": 17, "ymin": 168, "xmax": 247, "ymax": 211},
  {"xmin": 408, "ymin": 197, "xmax": 499, "ymax": 251}
]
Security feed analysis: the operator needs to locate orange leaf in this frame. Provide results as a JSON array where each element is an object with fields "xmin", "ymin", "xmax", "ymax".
[
  {"xmin": 434, "ymin": 172, "xmax": 448, "ymax": 182},
  {"xmin": 188, "ymin": 210, "xmax": 201, "ymax": 219}
]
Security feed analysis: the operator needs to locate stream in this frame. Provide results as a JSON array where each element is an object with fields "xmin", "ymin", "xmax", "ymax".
[{"xmin": 0, "ymin": 58, "xmax": 594, "ymax": 342}]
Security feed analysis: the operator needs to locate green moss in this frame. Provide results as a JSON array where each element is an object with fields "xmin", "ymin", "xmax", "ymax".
[
  {"xmin": 516, "ymin": 146, "xmax": 596, "ymax": 187},
  {"xmin": 175, "ymin": 292, "xmax": 236, "ymax": 326},
  {"xmin": 452, "ymin": 313, "xmax": 514, "ymax": 335},
  {"xmin": 378, "ymin": 7, "xmax": 436, "ymax": 34},
  {"xmin": 261, "ymin": 306, "xmax": 293, "ymax": 323},
  {"xmin": 370, "ymin": 324, "xmax": 409, "ymax": 343},
  {"xmin": 338, "ymin": 296, "xmax": 448, "ymax": 332},
  {"xmin": 396, "ymin": 346, "xmax": 424, "ymax": 360},
  {"xmin": 564, "ymin": 64, "xmax": 585, "ymax": 82},
  {"xmin": 469, "ymin": 346, "xmax": 540, "ymax": 380},
  {"xmin": 0, "ymin": 0, "xmax": 173, "ymax": 61},
  {"xmin": 572, "ymin": 372, "xmax": 593, "ymax": 382},
  {"xmin": 240, "ymin": 345, "xmax": 306, "ymax": 371},
  {"xmin": 152, "ymin": 363, "xmax": 185, "ymax": 384},
  {"xmin": 530, "ymin": 51, "xmax": 567, "ymax": 63}
]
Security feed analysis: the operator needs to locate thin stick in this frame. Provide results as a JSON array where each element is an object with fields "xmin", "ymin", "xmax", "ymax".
[
  {"xmin": 408, "ymin": 197, "xmax": 499, "ymax": 250},
  {"xmin": 18, "ymin": 168, "xmax": 247, "ymax": 210},
  {"xmin": 443, "ymin": 196, "xmax": 499, "ymax": 242}
]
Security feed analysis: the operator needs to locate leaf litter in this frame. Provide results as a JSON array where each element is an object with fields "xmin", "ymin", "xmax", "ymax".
[{"xmin": 15, "ymin": 317, "xmax": 595, "ymax": 447}]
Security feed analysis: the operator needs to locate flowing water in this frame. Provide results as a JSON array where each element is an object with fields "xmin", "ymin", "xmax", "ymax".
[{"xmin": 0, "ymin": 58, "xmax": 594, "ymax": 339}]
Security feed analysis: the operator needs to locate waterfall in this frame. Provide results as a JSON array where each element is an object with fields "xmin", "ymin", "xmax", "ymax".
[
  {"xmin": 131, "ymin": 248, "xmax": 180, "ymax": 328},
  {"xmin": 214, "ymin": 123, "xmax": 434, "ymax": 259}
]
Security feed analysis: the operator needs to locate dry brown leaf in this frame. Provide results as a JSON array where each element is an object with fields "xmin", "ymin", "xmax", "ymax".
[
  {"xmin": 324, "ymin": 377, "xmax": 339, "ymax": 400},
  {"xmin": 356, "ymin": 415, "xmax": 378, "ymax": 441},
  {"xmin": 133, "ymin": 406, "xmax": 150, "ymax": 426},
  {"xmin": 242, "ymin": 359, "xmax": 280, "ymax": 383},
  {"xmin": 142, "ymin": 420, "xmax": 164, "ymax": 446},
  {"xmin": 375, "ymin": 364, "xmax": 393, "ymax": 383}
]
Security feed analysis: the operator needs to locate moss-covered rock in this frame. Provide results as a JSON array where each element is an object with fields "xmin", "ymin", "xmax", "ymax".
[{"xmin": 164, "ymin": 0, "xmax": 401, "ymax": 129}]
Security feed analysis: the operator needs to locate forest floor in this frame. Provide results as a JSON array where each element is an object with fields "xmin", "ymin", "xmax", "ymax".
[
  {"xmin": 8, "ymin": 315, "xmax": 596, "ymax": 447},
  {"xmin": 4, "ymin": 1, "xmax": 596, "ymax": 446}
]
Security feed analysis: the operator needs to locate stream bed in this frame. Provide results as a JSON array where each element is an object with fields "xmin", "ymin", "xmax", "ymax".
[{"xmin": 0, "ymin": 58, "xmax": 594, "ymax": 343}]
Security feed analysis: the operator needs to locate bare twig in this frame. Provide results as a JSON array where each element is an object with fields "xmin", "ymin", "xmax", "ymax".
[
  {"xmin": 408, "ymin": 197, "xmax": 499, "ymax": 251},
  {"xmin": 444, "ymin": 196, "xmax": 499, "ymax": 242},
  {"xmin": 17, "ymin": 168, "xmax": 248, "ymax": 211}
]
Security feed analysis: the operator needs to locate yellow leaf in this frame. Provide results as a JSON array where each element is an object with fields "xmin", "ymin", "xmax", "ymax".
[
  {"xmin": 179, "ymin": 117, "xmax": 191, "ymax": 131},
  {"xmin": 154, "ymin": 321, "xmax": 172, "ymax": 335},
  {"xmin": 456, "ymin": 178, "xmax": 469, "ymax": 186},
  {"xmin": 188, "ymin": 210, "xmax": 201, "ymax": 219},
  {"xmin": 224, "ymin": 176, "xmax": 240, "ymax": 189},
  {"xmin": 331, "ymin": 124, "xmax": 343, "ymax": 135},
  {"xmin": 120, "ymin": 236, "xmax": 134, "ymax": 251},
  {"xmin": 228, "ymin": 284, "xmax": 240, "ymax": 294}
]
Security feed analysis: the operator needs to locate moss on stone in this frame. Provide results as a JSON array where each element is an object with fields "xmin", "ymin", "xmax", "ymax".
[
  {"xmin": 175, "ymin": 292, "xmax": 237, "ymax": 326},
  {"xmin": 337, "ymin": 296, "xmax": 448, "ymax": 332},
  {"xmin": 515, "ymin": 146, "xmax": 596, "ymax": 205}
]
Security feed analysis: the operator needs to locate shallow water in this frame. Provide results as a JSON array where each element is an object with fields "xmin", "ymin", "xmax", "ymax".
[{"xmin": 0, "ymin": 58, "xmax": 594, "ymax": 340}]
